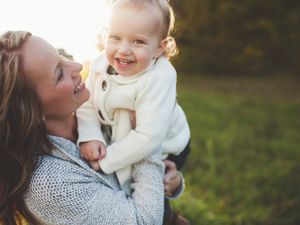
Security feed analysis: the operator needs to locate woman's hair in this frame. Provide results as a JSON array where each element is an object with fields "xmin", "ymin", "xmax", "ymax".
[
  {"xmin": 105, "ymin": 0, "xmax": 178, "ymax": 58},
  {"xmin": 0, "ymin": 31, "xmax": 52, "ymax": 225}
]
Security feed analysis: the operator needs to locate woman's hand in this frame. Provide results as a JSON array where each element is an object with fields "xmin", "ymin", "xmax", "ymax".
[{"xmin": 163, "ymin": 160, "xmax": 182, "ymax": 197}]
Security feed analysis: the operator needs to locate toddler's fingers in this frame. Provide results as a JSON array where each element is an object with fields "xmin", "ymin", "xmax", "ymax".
[
  {"xmin": 80, "ymin": 151, "xmax": 85, "ymax": 159},
  {"xmin": 82, "ymin": 152, "xmax": 90, "ymax": 161},
  {"xmin": 89, "ymin": 160, "xmax": 100, "ymax": 171},
  {"xmin": 91, "ymin": 149, "xmax": 100, "ymax": 160},
  {"xmin": 98, "ymin": 147, "xmax": 106, "ymax": 160}
]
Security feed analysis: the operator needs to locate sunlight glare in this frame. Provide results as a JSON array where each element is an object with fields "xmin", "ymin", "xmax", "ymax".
[{"xmin": 0, "ymin": 0, "xmax": 109, "ymax": 63}]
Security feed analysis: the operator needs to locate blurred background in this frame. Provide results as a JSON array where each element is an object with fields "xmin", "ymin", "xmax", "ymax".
[{"xmin": 167, "ymin": 1, "xmax": 300, "ymax": 224}]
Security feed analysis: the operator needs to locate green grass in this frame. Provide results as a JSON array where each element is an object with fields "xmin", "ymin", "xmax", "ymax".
[{"xmin": 172, "ymin": 75, "xmax": 300, "ymax": 225}]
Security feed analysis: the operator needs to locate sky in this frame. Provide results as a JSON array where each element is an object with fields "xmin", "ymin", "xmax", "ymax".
[{"xmin": 0, "ymin": 0, "xmax": 108, "ymax": 63}]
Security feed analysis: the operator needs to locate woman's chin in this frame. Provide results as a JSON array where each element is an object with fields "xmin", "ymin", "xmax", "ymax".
[{"xmin": 76, "ymin": 89, "xmax": 90, "ymax": 106}]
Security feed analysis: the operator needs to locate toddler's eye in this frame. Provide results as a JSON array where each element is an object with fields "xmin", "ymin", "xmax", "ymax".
[
  {"xmin": 133, "ymin": 39, "xmax": 145, "ymax": 45},
  {"xmin": 109, "ymin": 35, "xmax": 120, "ymax": 41}
]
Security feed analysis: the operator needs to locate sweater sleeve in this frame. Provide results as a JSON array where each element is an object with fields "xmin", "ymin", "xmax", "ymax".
[
  {"xmin": 25, "ymin": 151, "xmax": 164, "ymax": 225},
  {"xmin": 76, "ymin": 56, "xmax": 106, "ymax": 145},
  {"xmin": 100, "ymin": 58, "xmax": 177, "ymax": 174}
]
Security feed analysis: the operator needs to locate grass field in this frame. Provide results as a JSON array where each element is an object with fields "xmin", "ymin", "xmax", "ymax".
[{"xmin": 172, "ymin": 75, "xmax": 300, "ymax": 225}]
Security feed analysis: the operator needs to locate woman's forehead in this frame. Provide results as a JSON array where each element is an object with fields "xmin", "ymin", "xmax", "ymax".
[
  {"xmin": 23, "ymin": 36, "xmax": 57, "ymax": 61},
  {"xmin": 22, "ymin": 36, "xmax": 58, "ymax": 84}
]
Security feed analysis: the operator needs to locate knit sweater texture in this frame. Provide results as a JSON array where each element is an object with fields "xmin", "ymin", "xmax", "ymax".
[{"xmin": 25, "ymin": 135, "xmax": 164, "ymax": 225}]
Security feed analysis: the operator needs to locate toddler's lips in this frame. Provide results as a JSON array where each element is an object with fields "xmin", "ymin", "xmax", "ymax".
[{"xmin": 116, "ymin": 58, "xmax": 134, "ymax": 65}]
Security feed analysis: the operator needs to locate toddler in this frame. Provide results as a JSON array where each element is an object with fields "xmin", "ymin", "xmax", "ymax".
[{"xmin": 77, "ymin": 0, "xmax": 190, "ymax": 197}]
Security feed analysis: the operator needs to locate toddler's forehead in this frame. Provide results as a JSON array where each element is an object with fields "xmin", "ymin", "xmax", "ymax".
[
  {"xmin": 111, "ymin": 0, "xmax": 160, "ymax": 14},
  {"xmin": 111, "ymin": 1, "xmax": 162, "ymax": 24},
  {"xmin": 109, "ymin": 0, "xmax": 164, "ymax": 37}
]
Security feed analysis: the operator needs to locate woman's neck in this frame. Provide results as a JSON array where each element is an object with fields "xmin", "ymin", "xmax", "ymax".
[{"xmin": 44, "ymin": 113, "xmax": 78, "ymax": 143}]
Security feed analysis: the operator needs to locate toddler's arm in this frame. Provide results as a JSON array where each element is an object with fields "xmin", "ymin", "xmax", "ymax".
[{"xmin": 77, "ymin": 58, "xmax": 107, "ymax": 146}]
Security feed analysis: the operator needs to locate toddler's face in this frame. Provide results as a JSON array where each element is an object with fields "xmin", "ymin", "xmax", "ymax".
[{"xmin": 105, "ymin": 3, "xmax": 165, "ymax": 76}]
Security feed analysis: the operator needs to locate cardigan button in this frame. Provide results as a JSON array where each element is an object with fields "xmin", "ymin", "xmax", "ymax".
[{"xmin": 102, "ymin": 80, "xmax": 107, "ymax": 91}]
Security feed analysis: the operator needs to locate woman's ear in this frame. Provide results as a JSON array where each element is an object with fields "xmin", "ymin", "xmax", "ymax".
[{"xmin": 154, "ymin": 38, "xmax": 168, "ymax": 58}]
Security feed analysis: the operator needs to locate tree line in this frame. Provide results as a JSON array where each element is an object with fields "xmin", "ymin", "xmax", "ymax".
[{"xmin": 171, "ymin": 0, "xmax": 300, "ymax": 75}]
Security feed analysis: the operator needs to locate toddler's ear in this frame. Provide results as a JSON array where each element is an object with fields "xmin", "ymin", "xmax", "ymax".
[{"xmin": 154, "ymin": 38, "xmax": 168, "ymax": 58}]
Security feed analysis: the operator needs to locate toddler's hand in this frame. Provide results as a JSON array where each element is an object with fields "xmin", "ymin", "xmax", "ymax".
[
  {"xmin": 88, "ymin": 160, "xmax": 102, "ymax": 171},
  {"xmin": 80, "ymin": 141, "xmax": 106, "ymax": 171},
  {"xmin": 80, "ymin": 140, "xmax": 106, "ymax": 161}
]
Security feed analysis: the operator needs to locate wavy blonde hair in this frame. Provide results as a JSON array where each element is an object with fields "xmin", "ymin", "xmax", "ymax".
[{"xmin": 0, "ymin": 31, "xmax": 51, "ymax": 225}]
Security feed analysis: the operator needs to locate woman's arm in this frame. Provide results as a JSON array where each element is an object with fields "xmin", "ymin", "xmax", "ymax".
[{"xmin": 25, "ymin": 151, "xmax": 164, "ymax": 225}]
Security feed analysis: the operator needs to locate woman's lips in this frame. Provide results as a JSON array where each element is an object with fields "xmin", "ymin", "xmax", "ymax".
[{"xmin": 74, "ymin": 82, "xmax": 85, "ymax": 93}]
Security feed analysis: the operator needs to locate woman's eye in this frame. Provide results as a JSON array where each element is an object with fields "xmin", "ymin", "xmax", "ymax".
[{"xmin": 57, "ymin": 67, "xmax": 64, "ymax": 82}]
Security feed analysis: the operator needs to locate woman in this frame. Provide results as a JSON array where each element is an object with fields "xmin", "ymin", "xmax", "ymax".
[{"xmin": 0, "ymin": 31, "xmax": 184, "ymax": 225}]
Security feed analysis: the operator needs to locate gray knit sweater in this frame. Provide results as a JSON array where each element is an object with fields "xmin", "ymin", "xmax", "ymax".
[{"xmin": 25, "ymin": 135, "xmax": 164, "ymax": 225}]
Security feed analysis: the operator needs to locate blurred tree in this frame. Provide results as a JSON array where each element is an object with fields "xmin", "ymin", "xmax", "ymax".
[
  {"xmin": 80, "ymin": 60, "xmax": 91, "ymax": 80},
  {"xmin": 171, "ymin": 0, "xmax": 300, "ymax": 75},
  {"xmin": 57, "ymin": 48, "xmax": 73, "ymax": 60}
]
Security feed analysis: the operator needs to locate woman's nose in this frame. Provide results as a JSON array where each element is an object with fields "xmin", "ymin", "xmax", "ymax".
[
  {"xmin": 75, "ymin": 62, "xmax": 83, "ymax": 72},
  {"xmin": 70, "ymin": 61, "xmax": 83, "ymax": 78}
]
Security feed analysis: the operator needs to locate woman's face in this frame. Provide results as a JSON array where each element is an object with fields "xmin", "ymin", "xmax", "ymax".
[{"xmin": 22, "ymin": 36, "xmax": 89, "ymax": 119}]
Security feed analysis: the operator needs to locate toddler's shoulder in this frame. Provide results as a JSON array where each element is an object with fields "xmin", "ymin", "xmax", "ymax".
[
  {"xmin": 150, "ymin": 57, "xmax": 177, "ymax": 82},
  {"xmin": 90, "ymin": 51, "xmax": 109, "ymax": 75}
]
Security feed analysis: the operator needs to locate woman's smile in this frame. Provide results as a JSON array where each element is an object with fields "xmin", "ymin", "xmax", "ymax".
[{"xmin": 74, "ymin": 80, "xmax": 86, "ymax": 94}]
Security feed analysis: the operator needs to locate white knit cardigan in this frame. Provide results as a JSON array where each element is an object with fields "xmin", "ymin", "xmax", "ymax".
[
  {"xmin": 77, "ymin": 53, "xmax": 190, "ymax": 193},
  {"xmin": 25, "ymin": 135, "xmax": 164, "ymax": 225}
]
